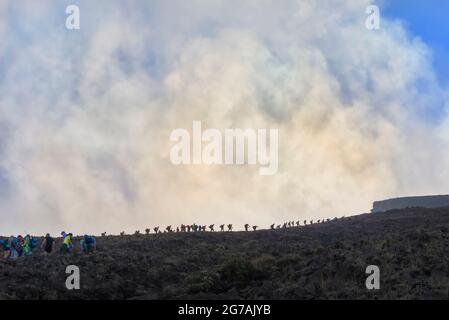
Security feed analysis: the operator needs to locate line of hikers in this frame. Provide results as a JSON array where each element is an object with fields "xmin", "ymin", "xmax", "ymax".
[
  {"xmin": 116, "ymin": 218, "xmax": 343, "ymax": 236},
  {"xmin": 0, "ymin": 232, "xmax": 97, "ymax": 260}
]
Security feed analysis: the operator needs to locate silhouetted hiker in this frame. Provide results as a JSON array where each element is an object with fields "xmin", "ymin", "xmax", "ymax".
[
  {"xmin": 244, "ymin": 224, "xmax": 250, "ymax": 232},
  {"xmin": 101, "ymin": 232, "xmax": 107, "ymax": 237},
  {"xmin": 310, "ymin": 220, "xmax": 313, "ymax": 225},
  {"xmin": 135, "ymin": 230, "xmax": 140, "ymax": 235},
  {"xmin": 282, "ymin": 223, "xmax": 287, "ymax": 229},
  {"xmin": 252, "ymin": 226, "xmax": 258, "ymax": 231},
  {"xmin": 296, "ymin": 221, "xmax": 300, "ymax": 226},
  {"xmin": 80, "ymin": 235, "xmax": 96, "ymax": 254},
  {"xmin": 41, "ymin": 233, "xmax": 54, "ymax": 254},
  {"xmin": 303, "ymin": 220, "xmax": 307, "ymax": 225},
  {"xmin": 176, "ymin": 227, "xmax": 180, "ymax": 232},
  {"xmin": 227, "ymin": 224, "xmax": 233, "ymax": 232},
  {"xmin": 186, "ymin": 225, "xmax": 191, "ymax": 232},
  {"xmin": 180, "ymin": 224, "xmax": 186, "ymax": 232},
  {"xmin": 145, "ymin": 228, "xmax": 150, "ymax": 235},
  {"xmin": 270, "ymin": 224, "xmax": 275, "ymax": 230},
  {"xmin": 153, "ymin": 227, "xmax": 159, "ymax": 233},
  {"xmin": 166, "ymin": 226, "xmax": 172, "ymax": 232},
  {"xmin": 317, "ymin": 219, "xmax": 321, "ymax": 224},
  {"xmin": 209, "ymin": 224, "xmax": 215, "ymax": 232},
  {"xmin": 120, "ymin": 231, "xmax": 125, "ymax": 236},
  {"xmin": 220, "ymin": 224, "xmax": 225, "ymax": 232}
]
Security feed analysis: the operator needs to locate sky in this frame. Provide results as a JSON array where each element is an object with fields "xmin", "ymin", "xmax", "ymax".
[
  {"xmin": 382, "ymin": 0, "xmax": 449, "ymax": 85},
  {"xmin": 0, "ymin": 0, "xmax": 449, "ymax": 235}
]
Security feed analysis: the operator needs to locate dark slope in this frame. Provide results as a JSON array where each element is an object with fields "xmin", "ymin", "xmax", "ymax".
[{"xmin": 1, "ymin": 206, "xmax": 449, "ymax": 299}]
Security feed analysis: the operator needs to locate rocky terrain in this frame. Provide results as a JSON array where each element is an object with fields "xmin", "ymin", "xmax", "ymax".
[{"xmin": 1, "ymin": 206, "xmax": 449, "ymax": 299}]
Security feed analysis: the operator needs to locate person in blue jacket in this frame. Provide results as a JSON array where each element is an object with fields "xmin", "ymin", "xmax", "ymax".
[{"xmin": 80, "ymin": 235, "xmax": 96, "ymax": 254}]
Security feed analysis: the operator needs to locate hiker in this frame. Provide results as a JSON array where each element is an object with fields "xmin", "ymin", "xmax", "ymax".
[
  {"xmin": 22, "ymin": 234, "xmax": 33, "ymax": 256},
  {"xmin": 209, "ymin": 224, "xmax": 214, "ymax": 232},
  {"xmin": 252, "ymin": 226, "xmax": 257, "ymax": 231},
  {"xmin": 166, "ymin": 226, "xmax": 172, "ymax": 233},
  {"xmin": 227, "ymin": 224, "xmax": 233, "ymax": 232},
  {"xmin": 60, "ymin": 232, "xmax": 73, "ymax": 254},
  {"xmin": 7, "ymin": 236, "xmax": 20, "ymax": 260},
  {"xmin": 220, "ymin": 224, "xmax": 225, "ymax": 232},
  {"xmin": 41, "ymin": 233, "xmax": 55, "ymax": 254},
  {"xmin": 0, "ymin": 238, "xmax": 10, "ymax": 259},
  {"xmin": 270, "ymin": 224, "xmax": 275, "ymax": 230},
  {"xmin": 244, "ymin": 224, "xmax": 250, "ymax": 232},
  {"xmin": 17, "ymin": 235, "xmax": 24, "ymax": 257},
  {"xmin": 80, "ymin": 235, "xmax": 96, "ymax": 254}
]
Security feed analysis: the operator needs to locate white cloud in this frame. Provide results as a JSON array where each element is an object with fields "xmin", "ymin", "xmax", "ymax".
[{"xmin": 0, "ymin": 0, "xmax": 448, "ymax": 235}]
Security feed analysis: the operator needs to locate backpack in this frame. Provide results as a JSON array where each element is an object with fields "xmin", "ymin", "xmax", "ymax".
[
  {"xmin": 29, "ymin": 237, "xmax": 38, "ymax": 249},
  {"xmin": 85, "ymin": 236, "xmax": 95, "ymax": 244}
]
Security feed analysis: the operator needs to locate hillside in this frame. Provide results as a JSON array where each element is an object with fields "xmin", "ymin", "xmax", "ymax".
[{"xmin": 1, "ymin": 207, "xmax": 449, "ymax": 299}]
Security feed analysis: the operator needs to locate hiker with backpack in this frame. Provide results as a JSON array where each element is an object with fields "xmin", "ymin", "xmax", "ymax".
[
  {"xmin": 60, "ymin": 232, "xmax": 73, "ymax": 254},
  {"xmin": 23, "ymin": 235, "xmax": 32, "ymax": 256},
  {"xmin": 80, "ymin": 235, "xmax": 96, "ymax": 254},
  {"xmin": 40, "ymin": 233, "xmax": 55, "ymax": 254},
  {"xmin": 22, "ymin": 235, "xmax": 37, "ymax": 256},
  {"xmin": 7, "ymin": 236, "xmax": 20, "ymax": 260},
  {"xmin": 17, "ymin": 235, "xmax": 24, "ymax": 257},
  {"xmin": 0, "ymin": 238, "xmax": 9, "ymax": 259}
]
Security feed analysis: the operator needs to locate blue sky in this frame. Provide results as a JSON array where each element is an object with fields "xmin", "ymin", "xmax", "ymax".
[{"xmin": 383, "ymin": 0, "xmax": 449, "ymax": 85}]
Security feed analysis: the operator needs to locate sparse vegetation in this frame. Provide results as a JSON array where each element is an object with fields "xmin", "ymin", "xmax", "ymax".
[{"xmin": 1, "ymin": 206, "xmax": 449, "ymax": 299}]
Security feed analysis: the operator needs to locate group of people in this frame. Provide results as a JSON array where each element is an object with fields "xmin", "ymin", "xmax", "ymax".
[{"xmin": 0, "ymin": 232, "xmax": 97, "ymax": 260}]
